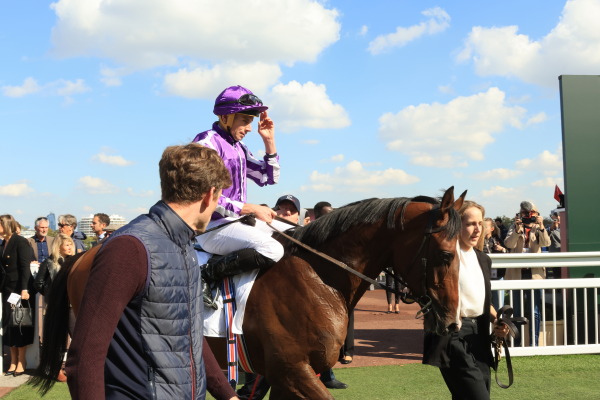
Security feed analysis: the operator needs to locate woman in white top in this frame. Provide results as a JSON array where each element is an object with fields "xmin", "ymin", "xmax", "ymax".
[{"xmin": 423, "ymin": 200, "xmax": 509, "ymax": 399}]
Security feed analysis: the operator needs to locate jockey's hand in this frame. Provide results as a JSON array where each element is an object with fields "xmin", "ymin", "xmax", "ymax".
[
  {"xmin": 258, "ymin": 111, "xmax": 277, "ymax": 154},
  {"xmin": 243, "ymin": 203, "xmax": 276, "ymax": 223}
]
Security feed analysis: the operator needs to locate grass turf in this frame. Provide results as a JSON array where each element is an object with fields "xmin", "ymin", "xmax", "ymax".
[{"xmin": 6, "ymin": 355, "xmax": 599, "ymax": 399}]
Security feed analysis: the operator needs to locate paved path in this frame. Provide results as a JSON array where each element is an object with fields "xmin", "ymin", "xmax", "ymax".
[
  {"xmin": 0, "ymin": 289, "xmax": 424, "ymax": 397},
  {"xmin": 335, "ymin": 288, "xmax": 424, "ymax": 369}
]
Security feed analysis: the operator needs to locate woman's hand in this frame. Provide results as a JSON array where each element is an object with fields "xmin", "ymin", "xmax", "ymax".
[
  {"xmin": 493, "ymin": 321, "xmax": 510, "ymax": 339},
  {"xmin": 20, "ymin": 290, "xmax": 30, "ymax": 301}
]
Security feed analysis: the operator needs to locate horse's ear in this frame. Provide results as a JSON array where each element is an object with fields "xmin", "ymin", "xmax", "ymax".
[
  {"xmin": 440, "ymin": 186, "xmax": 455, "ymax": 212},
  {"xmin": 453, "ymin": 190, "xmax": 467, "ymax": 211}
]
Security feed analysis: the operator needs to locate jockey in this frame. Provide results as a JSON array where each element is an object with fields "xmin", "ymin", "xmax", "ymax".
[{"xmin": 193, "ymin": 85, "xmax": 284, "ymax": 302}]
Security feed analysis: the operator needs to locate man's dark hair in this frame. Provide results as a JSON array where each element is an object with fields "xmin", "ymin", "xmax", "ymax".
[
  {"xmin": 94, "ymin": 213, "xmax": 110, "ymax": 226},
  {"xmin": 160, "ymin": 143, "xmax": 231, "ymax": 204},
  {"xmin": 313, "ymin": 201, "xmax": 332, "ymax": 219}
]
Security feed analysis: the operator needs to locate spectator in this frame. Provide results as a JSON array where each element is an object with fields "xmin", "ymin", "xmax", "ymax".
[
  {"xmin": 27, "ymin": 217, "xmax": 54, "ymax": 265},
  {"xmin": 33, "ymin": 233, "xmax": 75, "ymax": 383},
  {"xmin": 548, "ymin": 212, "xmax": 561, "ymax": 253},
  {"xmin": 65, "ymin": 144, "xmax": 234, "ymax": 399},
  {"xmin": 385, "ymin": 269, "xmax": 403, "ymax": 314},
  {"xmin": 494, "ymin": 217, "xmax": 508, "ymax": 242},
  {"xmin": 33, "ymin": 233, "xmax": 75, "ymax": 296},
  {"xmin": 423, "ymin": 201, "xmax": 509, "ymax": 399},
  {"xmin": 483, "ymin": 218, "xmax": 507, "ymax": 310},
  {"xmin": 90, "ymin": 213, "xmax": 110, "ymax": 243},
  {"xmin": 0, "ymin": 214, "xmax": 35, "ymax": 377},
  {"xmin": 57, "ymin": 214, "xmax": 86, "ymax": 253},
  {"xmin": 547, "ymin": 212, "xmax": 562, "ymax": 279},
  {"xmin": 504, "ymin": 201, "xmax": 550, "ymax": 346}
]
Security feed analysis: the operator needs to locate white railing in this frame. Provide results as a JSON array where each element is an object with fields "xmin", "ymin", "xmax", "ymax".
[{"xmin": 490, "ymin": 251, "xmax": 600, "ymax": 356}]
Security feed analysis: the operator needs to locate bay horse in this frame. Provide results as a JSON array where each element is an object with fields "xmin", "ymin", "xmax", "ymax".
[{"xmin": 31, "ymin": 187, "xmax": 465, "ymax": 399}]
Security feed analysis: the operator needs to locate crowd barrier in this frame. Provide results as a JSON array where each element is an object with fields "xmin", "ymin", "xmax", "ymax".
[
  {"xmin": 2, "ymin": 252, "xmax": 599, "ymax": 368},
  {"xmin": 490, "ymin": 251, "xmax": 600, "ymax": 356}
]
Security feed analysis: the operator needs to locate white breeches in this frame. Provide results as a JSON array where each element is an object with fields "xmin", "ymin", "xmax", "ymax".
[{"xmin": 195, "ymin": 217, "xmax": 285, "ymax": 262}]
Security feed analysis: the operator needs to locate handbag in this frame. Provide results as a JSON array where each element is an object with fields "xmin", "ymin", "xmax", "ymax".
[{"xmin": 9, "ymin": 300, "xmax": 33, "ymax": 330}]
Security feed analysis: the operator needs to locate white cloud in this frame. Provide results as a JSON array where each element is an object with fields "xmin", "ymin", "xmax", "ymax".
[
  {"xmin": 457, "ymin": 0, "xmax": 600, "ymax": 87},
  {"xmin": 56, "ymin": 79, "xmax": 89, "ymax": 96},
  {"xmin": 532, "ymin": 177, "xmax": 564, "ymax": 188},
  {"xmin": 329, "ymin": 154, "xmax": 345, "ymax": 162},
  {"xmin": 481, "ymin": 185, "xmax": 518, "ymax": 197},
  {"xmin": 0, "ymin": 182, "xmax": 34, "ymax": 197},
  {"xmin": 526, "ymin": 112, "xmax": 547, "ymax": 125},
  {"xmin": 515, "ymin": 149, "xmax": 563, "ymax": 176},
  {"xmin": 472, "ymin": 168, "xmax": 522, "ymax": 180},
  {"xmin": 163, "ymin": 62, "xmax": 282, "ymax": 99},
  {"xmin": 50, "ymin": 0, "xmax": 340, "ymax": 69},
  {"xmin": 303, "ymin": 139, "xmax": 320, "ymax": 145},
  {"xmin": 92, "ymin": 152, "xmax": 133, "ymax": 166},
  {"xmin": 78, "ymin": 176, "xmax": 118, "ymax": 194},
  {"xmin": 2, "ymin": 77, "xmax": 41, "ymax": 97},
  {"xmin": 1, "ymin": 77, "xmax": 89, "ymax": 99},
  {"xmin": 267, "ymin": 81, "xmax": 350, "ymax": 133},
  {"xmin": 379, "ymin": 87, "xmax": 532, "ymax": 167},
  {"xmin": 359, "ymin": 25, "xmax": 368, "ymax": 36},
  {"xmin": 303, "ymin": 160, "xmax": 419, "ymax": 192},
  {"xmin": 100, "ymin": 67, "xmax": 127, "ymax": 86},
  {"xmin": 368, "ymin": 7, "xmax": 450, "ymax": 54}
]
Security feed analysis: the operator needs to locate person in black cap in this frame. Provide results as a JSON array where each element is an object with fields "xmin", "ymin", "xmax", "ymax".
[{"xmin": 274, "ymin": 195, "xmax": 301, "ymax": 223}]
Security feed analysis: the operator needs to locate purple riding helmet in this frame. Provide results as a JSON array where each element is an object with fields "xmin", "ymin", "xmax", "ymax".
[{"xmin": 213, "ymin": 85, "xmax": 268, "ymax": 117}]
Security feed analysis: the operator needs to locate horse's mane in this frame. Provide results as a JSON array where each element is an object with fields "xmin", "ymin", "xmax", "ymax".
[{"xmin": 292, "ymin": 196, "xmax": 449, "ymax": 249}]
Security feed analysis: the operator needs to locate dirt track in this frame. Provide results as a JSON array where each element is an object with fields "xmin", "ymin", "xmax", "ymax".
[{"xmin": 335, "ymin": 289, "xmax": 424, "ymax": 369}]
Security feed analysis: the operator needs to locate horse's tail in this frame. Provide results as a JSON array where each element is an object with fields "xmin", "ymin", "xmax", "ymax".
[{"xmin": 28, "ymin": 252, "xmax": 84, "ymax": 395}]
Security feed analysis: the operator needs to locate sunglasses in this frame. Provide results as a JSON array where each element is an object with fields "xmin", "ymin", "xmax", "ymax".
[
  {"xmin": 58, "ymin": 223, "xmax": 72, "ymax": 228},
  {"xmin": 216, "ymin": 93, "xmax": 263, "ymax": 107}
]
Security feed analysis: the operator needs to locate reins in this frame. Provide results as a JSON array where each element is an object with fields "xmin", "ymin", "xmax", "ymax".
[{"xmin": 491, "ymin": 305, "xmax": 528, "ymax": 389}]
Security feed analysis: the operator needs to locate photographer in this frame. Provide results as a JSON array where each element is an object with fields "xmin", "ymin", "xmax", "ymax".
[{"xmin": 504, "ymin": 201, "xmax": 550, "ymax": 346}]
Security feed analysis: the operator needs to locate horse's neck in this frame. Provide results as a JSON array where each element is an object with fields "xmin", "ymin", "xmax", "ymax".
[{"xmin": 313, "ymin": 225, "xmax": 394, "ymax": 309}]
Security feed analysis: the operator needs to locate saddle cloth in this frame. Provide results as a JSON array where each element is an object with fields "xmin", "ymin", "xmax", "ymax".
[{"xmin": 196, "ymin": 250, "xmax": 259, "ymax": 337}]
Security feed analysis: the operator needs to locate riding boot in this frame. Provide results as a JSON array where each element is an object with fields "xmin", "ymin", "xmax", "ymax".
[
  {"xmin": 201, "ymin": 248, "xmax": 275, "ymax": 307},
  {"xmin": 202, "ymin": 248, "xmax": 275, "ymax": 282},
  {"xmin": 237, "ymin": 373, "xmax": 271, "ymax": 400}
]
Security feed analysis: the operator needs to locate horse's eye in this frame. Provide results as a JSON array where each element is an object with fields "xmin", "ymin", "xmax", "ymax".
[{"xmin": 440, "ymin": 251, "xmax": 454, "ymax": 265}]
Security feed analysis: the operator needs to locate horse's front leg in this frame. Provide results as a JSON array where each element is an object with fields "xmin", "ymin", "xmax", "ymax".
[{"xmin": 267, "ymin": 362, "xmax": 334, "ymax": 400}]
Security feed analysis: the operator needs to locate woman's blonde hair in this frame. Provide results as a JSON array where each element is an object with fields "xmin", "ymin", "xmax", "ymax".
[
  {"xmin": 50, "ymin": 233, "xmax": 75, "ymax": 263},
  {"xmin": 458, "ymin": 200, "xmax": 486, "ymax": 251}
]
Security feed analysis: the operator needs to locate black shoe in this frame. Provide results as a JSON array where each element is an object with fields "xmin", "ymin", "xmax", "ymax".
[
  {"xmin": 323, "ymin": 379, "xmax": 348, "ymax": 389},
  {"xmin": 4, "ymin": 371, "xmax": 14, "ymax": 376}
]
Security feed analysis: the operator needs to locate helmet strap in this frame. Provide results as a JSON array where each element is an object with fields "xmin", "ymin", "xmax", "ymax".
[{"xmin": 218, "ymin": 114, "xmax": 236, "ymax": 133}]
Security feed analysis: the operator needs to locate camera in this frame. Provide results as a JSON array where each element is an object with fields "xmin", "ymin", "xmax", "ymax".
[{"xmin": 521, "ymin": 212, "xmax": 538, "ymax": 225}]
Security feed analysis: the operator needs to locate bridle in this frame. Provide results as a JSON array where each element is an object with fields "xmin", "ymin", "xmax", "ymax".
[
  {"xmin": 268, "ymin": 201, "xmax": 451, "ymax": 319},
  {"xmin": 396, "ymin": 202, "xmax": 449, "ymax": 319}
]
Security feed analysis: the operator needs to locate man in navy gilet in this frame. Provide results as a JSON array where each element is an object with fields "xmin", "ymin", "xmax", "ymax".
[{"xmin": 66, "ymin": 144, "xmax": 232, "ymax": 399}]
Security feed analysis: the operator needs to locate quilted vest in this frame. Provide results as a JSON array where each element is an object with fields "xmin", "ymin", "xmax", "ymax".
[{"xmin": 103, "ymin": 201, "xmax": 206, "ymax": 399}]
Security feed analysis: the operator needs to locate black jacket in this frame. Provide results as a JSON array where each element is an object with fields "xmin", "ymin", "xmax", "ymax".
[{"xmin": 422, "ymin": 249, "xmax": 494, "ymax": 368}]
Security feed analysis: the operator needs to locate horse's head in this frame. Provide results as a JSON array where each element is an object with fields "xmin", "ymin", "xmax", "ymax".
[{"xmin": 391, "ymin": 186, "xmax": 465, "ymax": 335}]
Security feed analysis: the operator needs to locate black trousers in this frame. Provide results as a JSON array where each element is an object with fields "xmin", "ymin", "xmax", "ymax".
[{"xmin": 439, "ymin": 318, "xmax": 491, "ymax": 400}]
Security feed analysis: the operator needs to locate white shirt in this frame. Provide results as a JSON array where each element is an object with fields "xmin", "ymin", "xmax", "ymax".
[{"xmin": 458, "ymin": 242, "xmax": 486, "ymax": 318}]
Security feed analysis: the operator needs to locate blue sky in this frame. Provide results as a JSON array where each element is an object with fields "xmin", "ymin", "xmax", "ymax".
[{"xmin": 1, "ymin": 0, "xmax": 593, "ymax": 228}]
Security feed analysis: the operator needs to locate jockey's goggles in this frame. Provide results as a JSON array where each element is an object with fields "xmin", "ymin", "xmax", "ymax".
[{"xmin": 215, "ymin": 93, "xmax": 263, "ymax": 107}]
